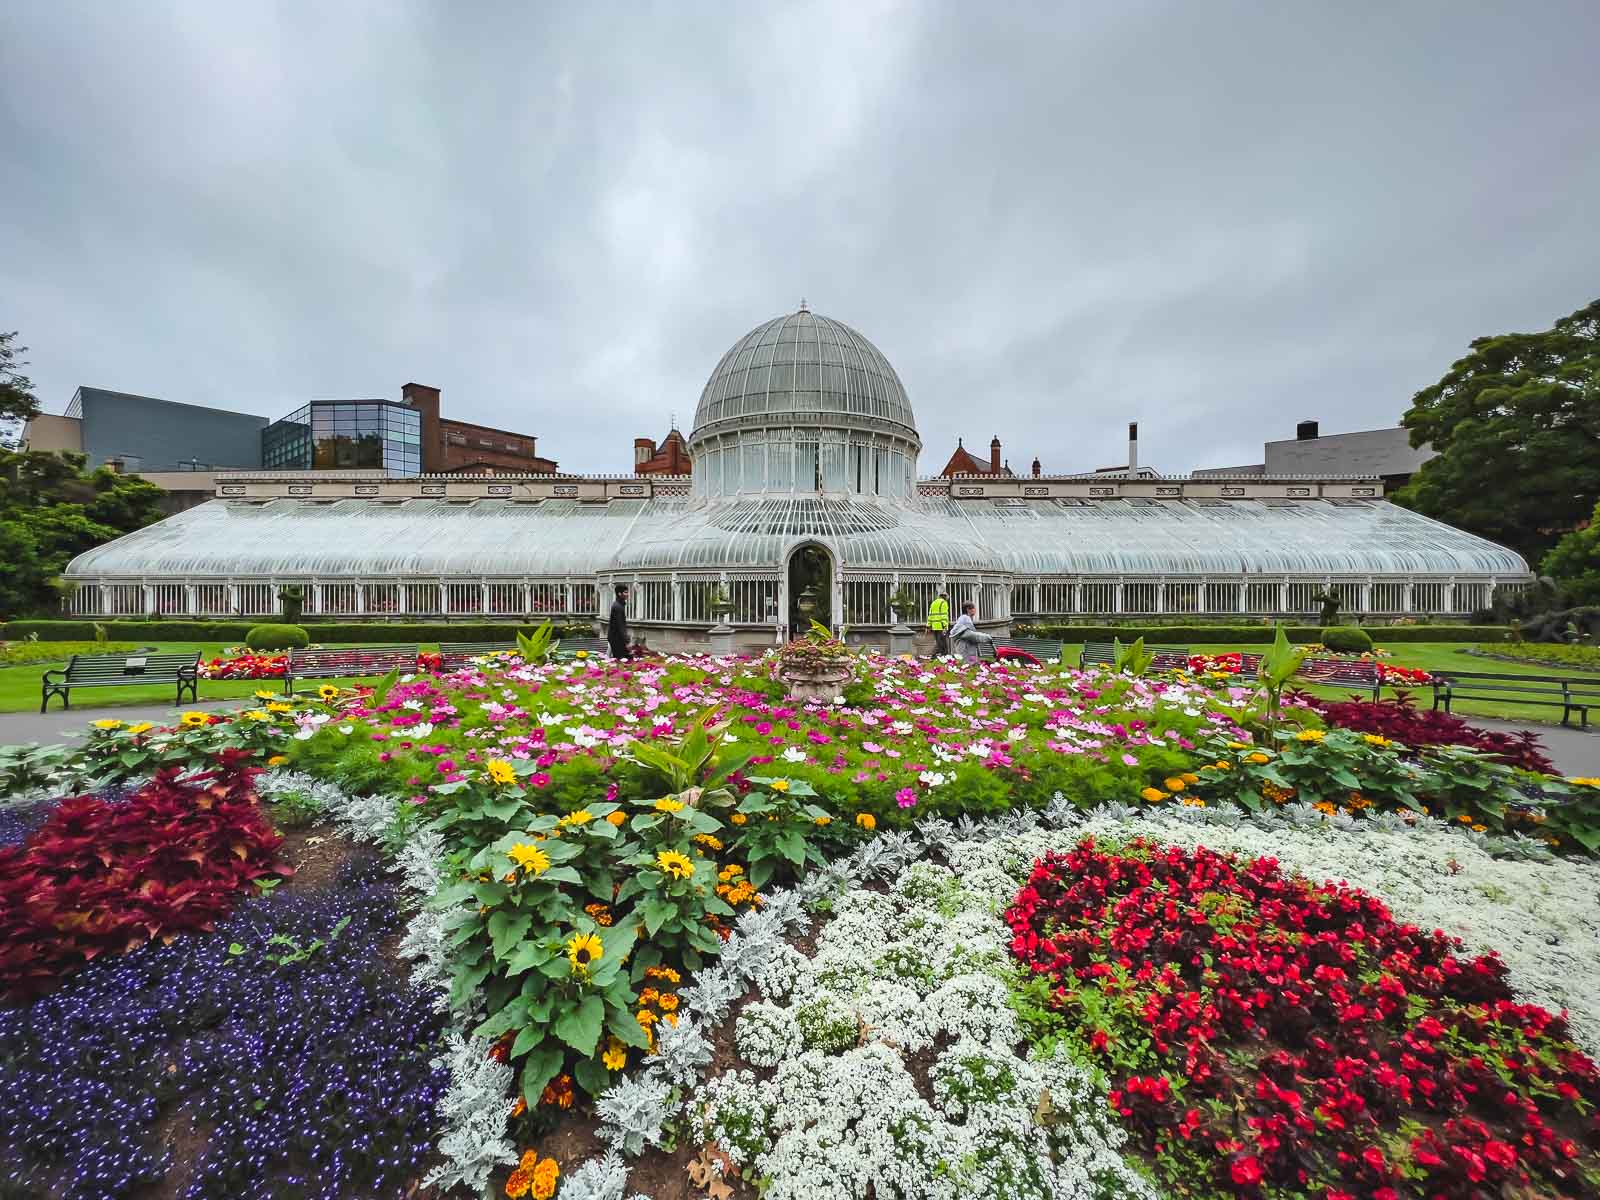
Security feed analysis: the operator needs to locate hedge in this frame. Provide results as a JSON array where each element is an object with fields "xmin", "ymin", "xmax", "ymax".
[
  {"xmin": 1012, "ymin": 624, "xmax": 1511, "ymax": 644},
  {"xmin": 0, "ymin": 620, "xmax": 598, "ymax": 644}
]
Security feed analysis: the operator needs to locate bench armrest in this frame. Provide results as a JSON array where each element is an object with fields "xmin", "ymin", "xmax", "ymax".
[{"xmin": 41, "ymin": 666, "xmax": 69, "ymax": 684}]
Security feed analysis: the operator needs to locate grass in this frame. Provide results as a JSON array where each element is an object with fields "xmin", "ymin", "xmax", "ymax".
[
  {"xmin": 1182, "ymin": 641, "xmax": 1600, "ymax": 724},
  {"xmin": 0, "ymin": 642, "xmax": 407, "ymax": 714}
]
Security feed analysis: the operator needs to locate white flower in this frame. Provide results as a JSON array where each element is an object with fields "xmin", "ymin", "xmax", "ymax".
[{"xmin": 781, "ymin": 747, "xmax": 808, "ymax": 764}]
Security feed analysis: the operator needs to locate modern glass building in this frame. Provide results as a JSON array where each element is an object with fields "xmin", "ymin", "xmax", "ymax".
[
  {"xmin": 64, "ymin": 307, "xmax": 1531, "ymax": 641},
  {"xmin": 260, "ymin": 400, "xmax": 422, "ymax": 474}
]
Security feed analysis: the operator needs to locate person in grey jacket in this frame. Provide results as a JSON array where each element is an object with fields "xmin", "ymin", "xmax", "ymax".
[{"xmin": 948, "ymin": 602, "xmax": 994, "ymax": 661}]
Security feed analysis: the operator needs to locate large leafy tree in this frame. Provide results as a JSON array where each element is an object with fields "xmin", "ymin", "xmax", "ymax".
[
  {"xmin": 0, "ymin": 448, "xmax": 166, "ymax": 617},
  {"xmin": 0, "ymin": 331, "xmax": 41, "ymax": 448},
  {"xmin": 1542, "ymin": 498, "xmax": 1600, "ymax": 605},
  {"xmin": 1395, "ymin": 299, "xmax": 1600, "ymax": 566}
]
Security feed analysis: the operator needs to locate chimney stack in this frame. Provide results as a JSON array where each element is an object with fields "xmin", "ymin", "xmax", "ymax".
[
  {"xmin": 1127, "ymin": 421, "xmax": 1138, "ymax": 471},
  {"xmin": 1296, "ymin": 419, "xmax": 1319, "ymax": 441},
  {"xmin": 989, "ymin": 436, "xmax": 1001, "ymax": 474},
  {"xmin": 634, "ymin": 437, "xmax": 655, "ymax": 467}
]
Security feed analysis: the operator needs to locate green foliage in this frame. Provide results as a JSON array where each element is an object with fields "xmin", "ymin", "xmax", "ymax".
[
  {"xmin": 1320, "ymin": 626, "xmax": 1373, "ymax": 653},
  {"xmin": 1111, "ymin": 636, "xmax": 1153, "ymax": 677},
  {"xmin": 0, "ymin": 639, "xmax": 138, "ymax": 666},
  {"xmin": 840, "ymin": 680, "xmax": 878, "ymax": 707},
  {"xmin": 729, "ymin": 776, "xmax": 831, "ymax": 890},
  {"xmin": 1475, "ymin": 640, "xmax": 1600, "ymax": 671},
  {"xmin": 515, "ymin": 620, "xmax": 557, "ymax": 664},
  {"xmin": 1312, "ymin": 588, "xmax": 1342, "ymax": 626},
  {"xmin": 1396, "ymin": 298, "xmax": 1600, "ymax": 566},
  {"xmin": 0, "ymin": 619, "xmax": 597, "ymax": 643},
  {"xmin": 1542, "ymin": 497, "xmax": 1600, "ymax": 605},
  {"xmin": 0, "ymin": 448, "xmax": 166, "ymax": 618},
  {"xmin": 1013, "ymin": 623, "xmax": 1509, "ymax": 644},
  {"xmin": 245, "ymin": 623, "xmax": 310, "ymax": 651},
  {"xmin": 0, "ymin": 330, "xmax": 41, "ymax": 439},
  {"xmin": 1258, "ymin": 625, "xmax": 1309, "ymax": 725},
  {"xmin": 622, "ymin": 706, "xmax": 753, "ymax": 810},
  {"xmin": 277, "ymin": 585, "xmax": 305, "ymax": 623}
]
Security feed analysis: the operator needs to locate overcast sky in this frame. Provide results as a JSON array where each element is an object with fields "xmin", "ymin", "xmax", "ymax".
[{"xmin": 3, "ymin": 1, "xmax": 1597, "ymax": 475}]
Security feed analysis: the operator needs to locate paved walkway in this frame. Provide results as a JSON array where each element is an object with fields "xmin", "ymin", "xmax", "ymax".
[
  {"xmin": 0, "ymin": 698, "xmax": 243, "ymax": 748},
  {"xmin": 3, "ymin": 704, "xmax": 1598, "ymax": 776}
]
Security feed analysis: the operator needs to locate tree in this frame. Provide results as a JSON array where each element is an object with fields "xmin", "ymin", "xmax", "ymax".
[
  {"xmin": 0, "ymin": 448, "xmax": 166, "ymax": 617},
  {"xmin": 0, "ymin": 330, "xmax": 41, "ymax": 448},
  {"xmin": 1542, "ymin": 499, "xmax": 1600, "ymax": 605},
  {"xmin": 1395, "ymin": 299, "xmax": 1600, "ymax": 566}
]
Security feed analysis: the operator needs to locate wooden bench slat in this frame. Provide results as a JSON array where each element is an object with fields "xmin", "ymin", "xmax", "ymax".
[{"xmin": 284, "ymin": 645, "xmax": 420, "ymax": 694}]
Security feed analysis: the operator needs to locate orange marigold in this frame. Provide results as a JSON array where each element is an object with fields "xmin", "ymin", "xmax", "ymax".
[{"xmin": 531, "ymin": 1157, "xmax": 560, "ymax": 1200}]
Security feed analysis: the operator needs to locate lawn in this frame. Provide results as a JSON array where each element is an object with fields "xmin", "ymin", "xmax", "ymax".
[{"xmin": 0, "ymin": 641, "xmax": 416, "ymax": 714}]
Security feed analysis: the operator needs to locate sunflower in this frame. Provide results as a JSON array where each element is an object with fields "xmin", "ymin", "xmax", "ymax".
[
  {"xmin": 769, "ymin": 779, "xmax": 791, "ymax": 793},
  {"xmin": 575, "ymin": 649, "xmax": 589, "ymax": 659},
  {"xmin": 1363, "ymin": 734, "xmax": 1392, "ymax": 748},
  {"xmin": 317, "ymin": 684, "xmax": 340, "ymax": 701},
  {"xmin": 654, "ymin": 797, "xmax": 685, "ymax": 814},
  {"xmin": 559, "ymin": 809, "xmax": 595, "ymax": 826},
  {"xmin": 267, "ymin": 702, "xmax": 292, "ymax": 713},
  {"xmin": 567, "ymin": 931, "xmax": 603, "ymax": 973},
  {"xmin": 656, "ymin": 850, "xmax": 695, "ymax": 880},
  {"xmin": 91, "ymin": 719, "xmax": 123, "ymax": 730},
  {"xmin": 179, "ymin": 711, "xmax": 210, "ymax": 728},
  {"xmin": 243, "ymin": 709, "xmax": 271, "ymax": 722},
  {"xmin": 486, "ymin": 759, "xmax": 517, "ymax": 786},
  {"xmin": 856, "ymin": 812, "xmax": 876, "ymax": 830},
  {"xmin": 508, "ymin": 843, "xmax": 550, "ymax": 877},
  {"xmin": 602, "ymin": 1037, "xmax": 627, "ymax": 1071},
  {"xmin": 1294, "ymin": 729, "xmax": 1326, "ymax": 742}
]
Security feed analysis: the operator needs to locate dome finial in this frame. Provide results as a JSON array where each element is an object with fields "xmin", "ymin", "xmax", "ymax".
[{"xmin": 798, "ymin": 297, "xmax": 808, "ymax": 313}]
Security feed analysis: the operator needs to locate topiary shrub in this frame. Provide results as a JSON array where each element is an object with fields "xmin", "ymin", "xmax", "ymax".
[
  {"xmin": 1320, "ymin": 626, "xmax": 1373, "ymax": 653},
  {"xmin": 246, "ymin": 623, "xmax": 310, "ymax": 651}
]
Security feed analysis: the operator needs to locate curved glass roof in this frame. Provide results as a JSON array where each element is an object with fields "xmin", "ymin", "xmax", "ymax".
[
  {"xmin": 66, "ymin": 496, "xmax": 1528, "ymax": 580},
  {"xmin": 689, "ymin": 309, "xmax": 917, "ymax": 441}
]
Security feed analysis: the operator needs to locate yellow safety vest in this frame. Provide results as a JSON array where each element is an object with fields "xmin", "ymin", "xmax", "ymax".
[{"xmin": 927, "ymin": 596, "xmax": 950, "ymax": 631}]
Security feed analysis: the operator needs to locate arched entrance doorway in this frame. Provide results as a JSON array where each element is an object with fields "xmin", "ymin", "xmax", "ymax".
[{"xmin": 785, "ymin": 542, "xmax": 834, "ymax": 638}]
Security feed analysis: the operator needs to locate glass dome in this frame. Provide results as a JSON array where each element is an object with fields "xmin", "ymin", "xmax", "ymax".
[{"xmin": 687, "ymin": 308, "xmax": 922, "ymax": 499}]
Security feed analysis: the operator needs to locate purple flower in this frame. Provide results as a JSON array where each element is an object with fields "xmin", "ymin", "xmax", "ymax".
[{"xmin": 896, "ymin": 787, "xmax": 918, "ymax": 809}]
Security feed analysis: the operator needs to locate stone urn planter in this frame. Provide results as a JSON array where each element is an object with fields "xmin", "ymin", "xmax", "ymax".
[{"xmin": 777, "ymin": 660, "xmax": 853, "ymax": 704}]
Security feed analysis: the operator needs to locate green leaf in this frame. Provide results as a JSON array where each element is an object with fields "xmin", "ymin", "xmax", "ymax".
[
  {"xmin": 776, "ymin": 829, "xmax": 808, "ymax": 865},
  {"xmin": 608, "ymin": 1005, "xmax": 651, "ymax": 1049},
  {"xmin": 749, "ymin": 858, "xmax": 775, "ymax": 890},
  {"xmin": 520, "ymin": 1045, "xmax": 564, "ymax": 1105},
  {"xmin": 488, "ymin": 911, "xmax": 533, "ymax": 960},
  {"xmin": 642, "ymin": 895, "xmax": 677, "ymax": 937},
  {"xmin": 553, "ymin": 994, "xmax": 606, "ymax": 1056},
  {"xmin": 511, "ymin": 1022, "xmax": 547, "ymax": 1060},
  {"xmin": 573, "ymin": 1053, "xmax": 611, "ymax": 1096}
]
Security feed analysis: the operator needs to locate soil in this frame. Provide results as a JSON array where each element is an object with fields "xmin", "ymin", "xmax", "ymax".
[{"xmin": 274, "ymin": 824, "xmax": 354, "ymax": 891}]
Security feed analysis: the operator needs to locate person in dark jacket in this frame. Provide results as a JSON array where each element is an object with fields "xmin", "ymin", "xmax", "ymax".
[{"xmin": 607, "ymin": 586, "xmax": 631, "ymax": 659}]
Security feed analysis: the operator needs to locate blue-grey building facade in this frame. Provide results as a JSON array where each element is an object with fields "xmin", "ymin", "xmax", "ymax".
[{"xmin": 65, "ymin": 387, "xmax": 267, "ymax": 472}]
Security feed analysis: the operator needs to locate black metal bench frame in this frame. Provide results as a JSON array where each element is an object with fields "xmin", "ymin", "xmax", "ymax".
[
  {"xmin": 284, "ymin": 645, "xmax": 421, "ymax": 695},
  {"xmin": 40, "ymin": 651, "xmax": 200, "ymax": 713},
  {"xmin": 1431, "ymin": 670, "xmax": 1597, "ymax": 728}
]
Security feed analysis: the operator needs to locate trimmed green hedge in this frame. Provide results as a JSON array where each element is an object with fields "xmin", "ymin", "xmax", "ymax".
[
  {"xmin": 1013, "ymin": 623, "xmax": 1510, "ymax": 644},
  {"xmin": 0, "ymin": 620, "xmax": 597, "ymax": 644},
  {"xmin": 245, "ymin": 623, "xmax": 311, "ymax": 651}
]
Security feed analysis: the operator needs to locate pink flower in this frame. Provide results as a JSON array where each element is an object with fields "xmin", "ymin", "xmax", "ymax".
[
  {"xmin": 530, "ymin": 772, "xmax": 551, "ymax": 789},
  {"xmin": 1122, "ymin": 753, "xmax": 1139, "ymax": 766},
  {"xmin": 896, "ymin": 787, "xmax": 918, "ymax": 809}
]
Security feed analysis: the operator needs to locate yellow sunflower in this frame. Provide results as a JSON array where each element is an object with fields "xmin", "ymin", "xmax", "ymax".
[
  {"xmin": 508, "ymin": 843, "xmax": 550, "ymax": 877},
  {"xmin": 656, "ymin": 850, "xmax": 695, "ymax": 880},
  {"xmin": 243, "ymin": 709, "xmax": 272, "ymax": 722},
  {"xmin": 91, "ymin": 719, "xmax": 123, "ymax": 730},
  {"xmin": 267, "ymin": 702, "xmax": 293, "ymax": 713},
  {"xmin": 253, "ymin": 689, "xmax": 277, "ymax": 700},
  {"xmin": 127, "ymin": 723, "xmax": 153, "ymax": 735},
  {"xmin": 769, "ymin": 779, "xmax": 790, "ymax": 793},
  {"xmin": 179, "ymin": 711, "xmax": 210, "ymax": 728},
  {"xmin": 1363, "ymin": 734, "xmax": 1392, "ymax": 748},
  {"xmin": 559, "ymin": 809, "xmax": 595, "ymax": 826},
  {"xmin": 653, "ymin": 798, "xmax": 685, "ymax": 814},
  {"xmin": 317, "ymin": 684, "xmax": 340, "ymax": 701},
  {"xmin": 486, "ymin": 759, "xmax": 517, "ymax": 786},
  {"xmin": 567, "ymin": 931, "xmax": 603, "ymax": 973},
  {"xmin": 1294, "ymin": 729, "xmax": 1326, "ymax": 742}
]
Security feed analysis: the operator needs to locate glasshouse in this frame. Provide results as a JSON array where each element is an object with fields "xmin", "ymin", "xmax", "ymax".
[{"xmin": 62, "ymin": 308, "xmax": 1530, "ymax": 646}]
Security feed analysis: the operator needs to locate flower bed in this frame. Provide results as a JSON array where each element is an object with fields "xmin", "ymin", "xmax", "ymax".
[
  {"xmin": 0, "ymin": 759, "xmax": 290, "ymax": 1001},
  {"xmin": 198, "ymin": 650, "xmax": 287, "ymax": 679},
  {"xmin": 0, "ymin": 847, "xmax": 447, "ymax": 1199},
  {"xmin": 1310, "ymin": 693, "xmax": 1556, "ymax": 772},
  {"xmin": 1006, "ymin": 837, "xmax": 1600, "ymax": 1198}
]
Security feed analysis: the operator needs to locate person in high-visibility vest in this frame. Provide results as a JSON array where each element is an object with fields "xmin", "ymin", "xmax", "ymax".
[{"xmin": 927, "ymin": 589, "xmax": 951, "ymax": 657}]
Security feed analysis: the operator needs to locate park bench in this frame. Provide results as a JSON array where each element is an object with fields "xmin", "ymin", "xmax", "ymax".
[
  {"xmin": 994, "ymin": 636, "xmax": 1067, "ymax": 665},
  {"xmin": 1430, "ymin": 670, "xmax": 1600, "ymax": 728},
  {"xmin": 1295, "ymin": 657, "xmax": 1382, "ymax": 700},
  {"xmin": 284, "ymin": 645, "xmax": 420, "ymax": 695},
  {"xmin": 438, "ymin": 641, "xmax": 516, "ymax": 668},
  {"xmin": 1079, "ymin": 641, "xmax": 1192, "ymax": 672},
  {"xmin": 553, "ymin": 636, "xmax": 610, "ymax": 662},
  {"xmin": 40, "ymin": 651, "xmax": 201, "ymax": 713}
]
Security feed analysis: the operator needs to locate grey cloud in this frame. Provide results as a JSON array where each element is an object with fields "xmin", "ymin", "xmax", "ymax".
[{"xmin": 2, "ymin": 0, "xmax": 1596, "ymax": 475}]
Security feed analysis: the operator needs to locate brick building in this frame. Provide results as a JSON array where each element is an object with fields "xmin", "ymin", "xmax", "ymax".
[
  {"xmin": 400, "ymin": 383, "xmax": 558, "ymax": 474},
  {"xmin": 633, "ymin": 428, "xmax": 691, "ymax": 475}
]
